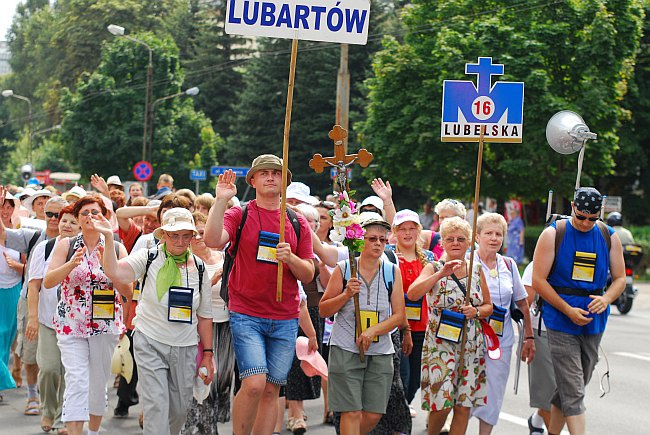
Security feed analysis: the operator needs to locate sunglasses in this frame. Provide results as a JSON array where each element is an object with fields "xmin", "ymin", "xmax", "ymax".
[
  {"xmin": 45, "ymin": 211, "xmax": 60, "ymax": 219},
  {"xmin": 573, "ymin": 207, "xmax": 599, "ymax": 222},
  {"xmin": 365, "ymin": 236, "xmax": 387, "ymax": 244},
  {"xmin": 80, "ymin": 209, "xmax": 102, "ymax": 216}
]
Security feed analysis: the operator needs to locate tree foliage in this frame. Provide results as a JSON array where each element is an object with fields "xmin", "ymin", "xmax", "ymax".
[
  {"xmin": 362, "ymin": 0, "xmax": 645, "ymax": 206},
  {"xmin": 58, "ymin": 34, "xmax": 219, "ymax": 189}
]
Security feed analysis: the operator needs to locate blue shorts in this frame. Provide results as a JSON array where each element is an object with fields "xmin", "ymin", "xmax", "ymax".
[{"xmin": 230, "ymin": 311, "xmax": 298, "ymax": 385}]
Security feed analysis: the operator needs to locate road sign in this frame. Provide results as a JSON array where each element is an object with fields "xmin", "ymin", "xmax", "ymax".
[
  {"xmin": 133, "ymin": 161, "xmax": 153, "ymax": 182},
  {"xmin": 189, "ymin": 169, "xmax": 207, "ymax": 181},
  {"xmin": 330, "ymin": 167, "xmax": 352, "ymax": 180},
  {"xmin": 225, "ymin": 0, "xmax": 371, "ymax": 45},
  {"xmin": 210, "ymin": 166, "xmax": 250, "ymax": 178},
  {"xmin": 441, "ymin": 57, "xmax": 524, "ymax": 143}
]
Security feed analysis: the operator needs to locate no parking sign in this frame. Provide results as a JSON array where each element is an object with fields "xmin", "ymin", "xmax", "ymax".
[{"xmin": 133, "ymin": 161, "xmax": 153, "ymax": 182}]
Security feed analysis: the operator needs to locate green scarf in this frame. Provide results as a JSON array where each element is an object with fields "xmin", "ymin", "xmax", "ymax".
[{"xmin": 156, "ymin": 244, "xmax": 190, "ymax": 302}]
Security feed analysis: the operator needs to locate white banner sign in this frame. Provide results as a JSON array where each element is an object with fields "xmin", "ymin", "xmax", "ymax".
[{"xmin": 225, "ymin": 0, "xmax": 371, "ymax": 45}]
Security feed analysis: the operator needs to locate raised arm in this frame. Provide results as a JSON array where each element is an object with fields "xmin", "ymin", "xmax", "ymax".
[
  {"xmin": 115, "ymin": 204, "xmax": 158, "ymax": 233},
  {"xmin": 204, "ymin": 170, "xmax": 237, "ymax": 249},
  {"xmin": 92, "ymin": 215, "xmax": 137, "ymax": 287},
  {"xmin": 44, "ymin": 238, "xmax": 84, "ymax": 288},
  {"xmin": 371, "ymin": 178, "xmax": 396, "ymax": 224}
]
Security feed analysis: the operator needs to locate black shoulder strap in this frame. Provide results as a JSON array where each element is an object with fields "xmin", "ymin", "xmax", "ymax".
[
  {"xmin": 45, "ymin": 238, "xmax": 57, "ymax": 262},
  {"xmin": 66, "ymin": 235, "xmax": 82, "ymax": 262},
  {"xmin": 450, "ymin": 273, "xmax": 467, "ymax": 297},
  {"xmin": 141, "ymin": 247, "xmax": 159, "ymax": 291},
  {"xmin": 193, "ymin": 254, "xmax": 205, "ymax": 293},
  {"xmin": 384, "ymin": 248, "xmax": 397, "ymax": 265},
  {"xmin": 549, "ymin": 219, "xmax": 567, "ymax": 276},
  {"xmin": 286, "ymin": 207, "xmax": 301, "ymax": 240},
  {"xmin": 26, "ymin": 231, "xmax": 42, "ymax": 259}
]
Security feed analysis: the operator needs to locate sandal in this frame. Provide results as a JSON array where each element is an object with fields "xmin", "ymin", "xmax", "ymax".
[
  {"xmin": 41, "ymin": 415, "xmax": 53, "ymax": 432},
  {"xmin": 24, "ymin": 398, "xmax": 41, "ymax": 416}
]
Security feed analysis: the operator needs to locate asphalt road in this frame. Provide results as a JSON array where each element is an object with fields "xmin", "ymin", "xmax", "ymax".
[{"xmin": 2, "ymin": 285, "xmax": 650, "ymax": 434}]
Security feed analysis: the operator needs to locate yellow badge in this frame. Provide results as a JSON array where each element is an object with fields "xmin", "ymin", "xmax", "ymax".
[
  {"xmin": 572, "ymin": 251, "xmax": 597, "ymax": 282},
  {"xmin": 92, "ymin": 289, "xmax": 115, "ymax": 320},
  {"xmin": 168, "ymin": 307, "xmax": 192, "ymax": 322},
  {"xmin": 359, "ymin": 310, "xmax": 379, "ymax": 342},
  {"xmin": 489, "ymin": 318, "xmax": 504, "ymax": 336}
]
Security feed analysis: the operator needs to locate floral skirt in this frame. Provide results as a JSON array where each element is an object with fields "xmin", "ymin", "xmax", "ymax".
[{"xmin": 420, "ymin": 316, "xmax": 487, "ymax": 411}]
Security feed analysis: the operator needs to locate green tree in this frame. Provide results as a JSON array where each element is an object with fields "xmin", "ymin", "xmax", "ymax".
[
  {"xmin": 59, "ymin": 33, "xmax": 219, "ymax": 189},
  {"xmin": 361, "ymin": 0, "xmax": 645, "ymax": 205}
]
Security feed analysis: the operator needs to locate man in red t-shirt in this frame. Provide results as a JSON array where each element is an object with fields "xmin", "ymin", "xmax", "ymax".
[{"xmin": 204, "ymin": 154, "xmax": 315, "ymax": 435}]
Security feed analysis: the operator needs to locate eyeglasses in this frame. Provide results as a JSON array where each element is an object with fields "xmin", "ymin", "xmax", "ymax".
[
  {"xmin": 167, "ymin": 233, "xmax": 194, "ymax": 243},
  {"xmin": 365, "ymin": 236, "xmax": 387, "ymax": 244},
  {"xmin": 444, "ymin": 236, "xmax": 467, "ymax": 244},
  {"xmin": 80, "ymin": 209, "xmax": 101, "ymax": 217},
  {"xmin": 45, "ymin": 211, "xmax": 60, "ymax": 219}
]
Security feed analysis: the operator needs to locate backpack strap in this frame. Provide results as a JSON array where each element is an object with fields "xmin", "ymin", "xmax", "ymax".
[
  {"xmin": 286, "ymin": 207, "xmax": 301, "ymax": 240},
  {"xmin": 66, "ymin": 234, "xmax": 82, "ymax": 262},
  {"xmin": 229, "ymin": 205, "xmax": 249, "ymax": 259},
  {"xmin": 193, "ymin": 254, "xmax": 205, "ymax": 294},
  {"xmin": 596, "ymin": 221, "xmax": 611, "ymax": 251},
  {"xmin": 382, "ymin": 260, "xmax": 395, "ymax": 298},
  {"xmin": 44, "ymin": 238, "xmax": 57, "ymax": 262},
  {"xmin": 384, "ymin": 247, "xmax": 397, "ymax": 265},
  {"xmin": 549, "ymin": 219, "xmax": 567, "ymax": 276},
  {"xmin": 429, "ymin": 232, "xmax": 441, "ymax": 252},
  {"xmin": 140, "ymin": 247, "xmax": 159, "ymax": 292},
  {"xmin": 26, "ymin": 230, "xmax": 42, "ymax": 262}
]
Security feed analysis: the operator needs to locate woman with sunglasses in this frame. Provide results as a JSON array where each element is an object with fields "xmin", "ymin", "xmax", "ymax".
[
  {"xmin": 44, "ymin": 195, "xmax": 132, "ymax": 435},
  {"xmin": 408, "ymin": 217, "xmax": 492, "ymax": 435},
  {"xmin": 320, "ymin": 216, "xmax": 406, "ymax": 435},
  {"xmin": 470, "ymin": 213, "xmax": 535, "ymax": 435},
  {"xmin": 96, "ymin": 207, "xmax": 214, "ymax": 435}
]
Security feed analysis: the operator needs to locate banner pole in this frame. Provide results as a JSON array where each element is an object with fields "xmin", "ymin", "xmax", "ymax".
[{"xmin": 277, "ymin": 38, "xmax": 299, "ymax": 302}]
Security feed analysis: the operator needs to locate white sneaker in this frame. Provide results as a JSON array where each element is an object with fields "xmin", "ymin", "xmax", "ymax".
[{"xmin": 409, "ymin": 405, "xmax": 417, "ymax": 418}]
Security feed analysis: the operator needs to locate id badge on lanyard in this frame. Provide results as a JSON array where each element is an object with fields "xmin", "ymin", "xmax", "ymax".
[
  {"xmin": 489, "ymin": 304, "xmax": 507, "ymax": 337},
  {"xmin": 572, "ymin": 251, "xmax": 596, "ymax": 282},
  {"xmin": 357, "ymin": 310, "xmax": 379, "ymax": 342},
  {"xmin": 92, "ymin": 289, "xmax": 116, "ymax": 320},
  {"xmin": 168, "ymin": 286, "xmax": 193, "ymax": 324},
  {"xmin": 435, "ymin": 309, "xmax": 465, "ymax": 343},
  {"xmin": 257, "ymin": 231, "xmax": 280, "ymax": 264},
  {"xmin": 404, "ymin": 295, "xmax": 423, "ymax": 322}
]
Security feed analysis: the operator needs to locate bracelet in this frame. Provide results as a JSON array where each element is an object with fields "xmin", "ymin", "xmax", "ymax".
[
  {"xmin": 524, "ymin": 336, "xmax": 534, "ymax": 341},
  {"xmin": 475, "ymin": 307, "xmax": 480, "ymax": 319},
  {"xmin": 202, "ymin": 348, "xmax": 214, "ymax": 353}
]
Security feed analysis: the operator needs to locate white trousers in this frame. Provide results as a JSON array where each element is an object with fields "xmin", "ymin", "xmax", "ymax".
[{"xmin": 57, "ymin": 333, "xmax": 119, "ymax": 422}]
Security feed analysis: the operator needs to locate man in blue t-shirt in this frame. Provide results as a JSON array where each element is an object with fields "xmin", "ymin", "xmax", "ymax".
[{"xmin": 532, "ymin": 187, "xmax": 625, "ymax": 435}]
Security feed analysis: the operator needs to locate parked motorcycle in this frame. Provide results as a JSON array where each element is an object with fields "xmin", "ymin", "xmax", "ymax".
[{"xmin": 615, "ymin": 243, "xmax": 643, "ymax": 314}]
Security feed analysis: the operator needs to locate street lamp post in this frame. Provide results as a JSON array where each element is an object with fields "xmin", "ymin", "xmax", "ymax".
[
  {"xmin": 2, "ymin": 89, "xmax": 33, "ymax": 162},
  {"xmin": 107, "ymin": 24, "xmax": 153, "ymax": 164},
  {"xmin": 150, "ymin": 87, "xmax": 199, "ymax": 162}
]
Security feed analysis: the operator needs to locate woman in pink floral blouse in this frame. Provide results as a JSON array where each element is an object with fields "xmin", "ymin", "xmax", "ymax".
[{"xmin": 44, "ymin": 195, "xmax": 131, "ymax": 435}]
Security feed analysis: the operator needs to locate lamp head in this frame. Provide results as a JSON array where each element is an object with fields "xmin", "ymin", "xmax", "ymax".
[
  {"xmin": 185, "ymin": 87, "xmax": 199, "ymax": 96},
  {"xmin": 2, "ymin": 90, "xmax": 14, "ymax": 97},
  {"xmin": 107, "ymin": 24, "xmax": 125, "ymax": 36}
]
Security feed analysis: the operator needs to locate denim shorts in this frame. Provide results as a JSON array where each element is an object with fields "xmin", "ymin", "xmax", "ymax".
[{"xmin": 230, "ymin": 311, "xmax": 298, "ymax": 385}]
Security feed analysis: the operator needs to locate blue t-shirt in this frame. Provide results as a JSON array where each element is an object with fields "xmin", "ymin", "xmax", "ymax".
[{"xmin": 543, "ymin": 221, "xmax": 613, "ymax": 335}]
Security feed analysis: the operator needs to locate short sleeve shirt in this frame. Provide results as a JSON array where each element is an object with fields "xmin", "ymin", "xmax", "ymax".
[
  {"xmin": 224, "ymin": 200, "xmax": 314, "ymax": 320},
  {"xmin": 124, "ymin": 245, "xmax": 213, "ymax": 346}
]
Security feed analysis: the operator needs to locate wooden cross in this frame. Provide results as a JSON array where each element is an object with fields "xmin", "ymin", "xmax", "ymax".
[
  {"xmin": 309, "ymin": 124, "xmax": 373, "ymax": 361},
  {"xmin": 309, "ymin": 125, "xmax": 373, "ymax": 176}
]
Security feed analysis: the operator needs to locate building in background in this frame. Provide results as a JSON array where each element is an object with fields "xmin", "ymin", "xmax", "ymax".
[{"xmin": 0, "ymin": 41, "xmax": 11, "ymax": 75}]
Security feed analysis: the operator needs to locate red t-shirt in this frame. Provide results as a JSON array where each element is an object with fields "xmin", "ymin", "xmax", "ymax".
[
  {"xmin": 224, "ymin": 200, "xmax": 314, "ymax": 320},
  {"xmin": 119, "ymin": 220, "xmax": 143, "ymax": 253},
  {"xmin": 400, "ymin": 257, "xmax": 428, "ymax": 332}
]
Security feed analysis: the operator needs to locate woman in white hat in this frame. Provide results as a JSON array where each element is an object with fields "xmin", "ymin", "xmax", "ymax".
[
  {"xmin": 43, "ymin": 195, "xmax": 131, "ymax": 435},
  {"xmin": 96, "ymin": 207, "xmax": 214, "ymax": 435}
]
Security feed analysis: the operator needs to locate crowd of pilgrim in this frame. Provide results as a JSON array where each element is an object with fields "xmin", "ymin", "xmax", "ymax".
[{"xmin": 0, "ymin": 153, "xmax": 624, "ymax": 435}]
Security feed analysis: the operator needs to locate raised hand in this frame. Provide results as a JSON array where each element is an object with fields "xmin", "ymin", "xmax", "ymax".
[
  {"xmin": 0, "ymin": 185, "xmax": 6, "ymax": 204},
  {"xmin": 371, "ymin": 178, "xmax": 392, "ymax": 201},
  {"xmin": 90, "ymin": 174, "xmax": 109, "ymax": 195},
  {"xmin": 69, "ymin": 246, "xmax": 86, "ymax": 268},
  {"xmin": 215, "ymin": 170, "xmax": 237, "ymax": 202},
  {"xmin": 88, "ymin": 213, "xmax": 114, "ymax": 237}
]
